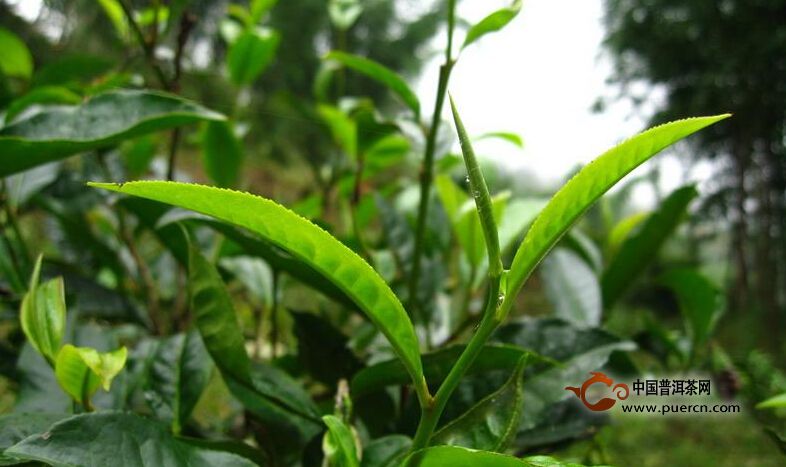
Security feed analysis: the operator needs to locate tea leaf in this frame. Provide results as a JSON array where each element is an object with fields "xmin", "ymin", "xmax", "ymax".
[
  {"xmin": 146, "ymin": 330, "xmax": 213, "ymax": 434},
  {"xmin": 202, "ymin": 120, "xmax": 244, "ymax": 188},
  {"xmin": 503, "ymin": 115, "xmax": 729, "ymax": 316},
  {"xmin": 19, "ymin": 255, "xmax": 65, "ymax": 365},
  {"xmin": 475, "ymin": 131, "xmax": 524, "ymax": 149},
  {"xmin": 658, "ymin": 268, "xmax": 722, "ymax": 347},
  {"xmin": 361, "ymin": 435, "xmax": 411, "ymax": 467},
  {"xmin": 462, "ymin": 0, "xmax": 523, "ymax": 50},
  {"xmin": 91, "ymin": 181, "xmax": 426, "ymax": 401},
  {"xmin": 541, "ymin": 248, "xmax": 601, "ymax": 328},
  {"xmin": 405, "ymin": 446, "xmax": 600, "ymax": 466},
  {"xmin": 433, "ymin": 356, "xmax": 528, "ymax": 451},
  {"xmin": 602, "ymin": 185, "xmax": 698, "ymax": 306},
  {"xmin": 322, "ymin": 415, "xmax": 360, "ymax": 467},
  {"xmin": 227, "ymin": 28, "xmax": 280, "ymax": 85},
  {"xmin": 5, "ymin": 86, "xmax": 81, "ymax": 123},
  {"xmin": 4, "ymin": 412, "xmax": 258, "ymax": 466},
  {"xmin": 0, "ymin": 412, "xmax": 68, "ymax": 465},
  {"xmin": 0, "ymin": 90, "xmax": 224, "ymax": 176},
  {"xmin": 54, "ymin": 344, "xmax": 127, "ymax": 403},
  {"xmin": 756, "ymin": 393, "xmax": 786, "ymax": 410},
  {"xmin": 0, "ymin": 28, "xmax": 33, "ymax": 79},
  {"xmin": 325, "ymin": 51, "xmax": 420, "ymax": 117}
]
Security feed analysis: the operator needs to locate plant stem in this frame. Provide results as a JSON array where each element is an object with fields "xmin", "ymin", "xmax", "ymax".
[
  {"xmin": 408, "ymin": 0, "xmax": 457, "ymax": 329},
  {"xmin": 410, "ymin": 274, "xmax": 502, "ymax": 451},
  {"xmin": 118, "ymin": 0, "xmax": 169, "ymax": 88}
]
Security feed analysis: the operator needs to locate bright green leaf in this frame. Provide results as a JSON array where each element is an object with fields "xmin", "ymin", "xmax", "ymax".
[
  {"xmin": 328, "ymin": 0, "xmax": 363, "ymax": 30},
  {"xmin": 4, "ymin": 412, "xmax": 258, "ymax": 466},
  {"xmin": 403, "ymin": 446, "xmax": 526, "ymax": 466},
  {"xmin": 319, "ymin": 104, "xmax": 358, "ymax": 159},
  {"xmin": 227, "ymin": 28, "xmax": 280, "ymax": 85},
  {"xmin": 202, "ymin": 120, "xmax": 244, "ymax": 188},
  {"xmin": 503, "ymin": 115, "xmax": 729, "ymax": 316},
  {"xmin": 475, "ymin": 131, "xmax": 524, "ymax": 149},
  {"xmin": 90, "ymin": 181, "xmax": 426, "ymax": 401},
  {"xmin": 462, "ymin": 0, "xmax": 523, "ymax": 50},
  {"xmin": 0, "ymin": 28, "xmax": 33, "ymax": 79},
  {"xmin": 96, "ymin": 0, "xmax": 129, "ymax": 39},
  {"xmin": 756, "ymin": 393, "xmax": 786, "ymax": 410},
  {"xmin": 325, "ymin": 51, "xmax": 420, "ymax": 117},
  {"xmin": 322, "ymin": 415, "xmax": 360, "ymax": 467},
  {"xmin": 433, "ymin": 356, "xmax": 528, "ymax": 451},
  {"xmin": 251, "ymin": 0, "xmax": 278, "ymax": 23},
  {"xmin": 0, "ymin": 89, "xmax": 225, "ymax": 177},
  {"xmin": 54, "ymin": 344, "xmax": 127, "ymax": 404},
  {"xmin": 19, "ymin": 255, "xmax": 65, "ymax": 365}
]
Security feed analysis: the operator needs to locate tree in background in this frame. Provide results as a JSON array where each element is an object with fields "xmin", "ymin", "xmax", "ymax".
[{"xmin": 602, "ymin": 0, "xmax": 786, "ymax": 334}]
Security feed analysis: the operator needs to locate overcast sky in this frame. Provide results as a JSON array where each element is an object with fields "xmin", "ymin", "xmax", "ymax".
[{"xmin": 415, "ymin": 0, "xmax": 702, "ymax": 206}]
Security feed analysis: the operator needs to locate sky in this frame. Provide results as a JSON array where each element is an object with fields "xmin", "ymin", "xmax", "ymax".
[{"xmin": 415, "ymin": 0, "xmax": 701, "ymax": 206}]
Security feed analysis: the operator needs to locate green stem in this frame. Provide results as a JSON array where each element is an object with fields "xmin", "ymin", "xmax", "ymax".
[{"xmin": 410, "ymin": 274, "xmax": 502, "ymax": 451}]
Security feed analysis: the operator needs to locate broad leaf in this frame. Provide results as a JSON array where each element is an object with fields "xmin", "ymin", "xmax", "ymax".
[
  {"xmin": 227, "ymin": 28, "xmax": 280, "ymax": 85},
  {"xmin": 602, "ymin": 185, "xmax": 698, "ymax": 305},
  {"xmin": 325, "ymin": 51, "xmax": 420, "ymax": 117},
  {"xmin": 187, "ymin": 242, "xmax": 322, "ymax": 456},
  {"xmin": 0, "ymin": 89, "xmax": 224, "ymax": 176},
  {"xmin": 145, "ymin": 330, "xmax": 213, "ymax": 433},
  {"xmin": 504, "ymin": 116, "xmax": 729, "ymax": 313},
  {"xmin": 351, "ymin": 344, "xmax": 543, "ymax": 398},
  {"xmin": 19, "ymin": 255, "xmax": 65, "ymax": 365},
  {"xmin": 4, "ymin": 86, "xmax": 81, "ymax": 123},
  {"xmin": 433, "ymin": 356, "xmax": 528, "ymax": 451},
  {"xmin": 658, "ymin": 268, "xmax": 722, "ymax": 347},
  {"xmin": 0, "ymin": 413, "xmax": 67, "ymax": 466},
  {"xmin": 322, "ymin": 415, "xmax": 360, "ymax": 467},
  {"xmin": 90, "ymin": 181, "xmax": 424, "ymax": 395},
  {"xmin": 540, "ymin": 248, "xmax": 601, "ymax": 328},
  {"xmin": 4, "ymin": 412, "xmax": 257, "ymax": 466},
  {"xmin": 54, "ymin": 344, "xmax": 127, "ymax": 404},
  {"xmin": 292, "ymin": 311, "xmax": 363, "ymax": 386},
  {"xmin": 361, "ymin": 435, "xmax": 411, "ymax": 467},
  {"xmin": 202, "ymin": 120, "xmax": 243, "ymax": 188},
  {"xmin": 493, "ymin": 319, "xmax": 635, "ymax": 436},
  {"xmin": 462, "ymin": 0, "xmax": 523, "ymax": 50},
  {"xmin": 0, "ymin": 28, "xmax": 33, "ymax": 79}
]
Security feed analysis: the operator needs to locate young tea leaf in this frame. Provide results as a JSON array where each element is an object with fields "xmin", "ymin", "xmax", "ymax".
[
  {"xmin": 19, "ymin": 255, "xmax": 65, "ymax": 365},
  {"xmin": 54, "ymin": 344, "xmax": 127, "ymax": 404},
  {"xmin": 0, "ymin": 27, "xmax": 33, "ymax": 79},
  {"xmin": 462, "ymin": 0, "xmax": 523, "ymax": 50},
  {"xmin": 756, "ymin": 392, "xmax": 786, "ymax": 410},
  {"xmin": 0, "ymin": 90, "xmax": 225, "ymax": 176},
  {"xmin": 322, "ymin": 415, "xmax": 360, "ymax": 467},
  {"xmin": 658, "ymin": 268, "xmax": 722, "ymax": 347},
  {"xmin": 540, "ymin": 248, "xmax": 601, "ymax": 328},
  {"xmin": 202, "ymin": 120, "xmax": 244, "ymax": 188},
  {"xmin": 325, "ymin": 51, "xmax": 420, "ymax": 117},
  {"xmin": 502, "ymin": 115, "xmax": 729, "ymax": 317},
  {"xmin": 90, "ymin": 181, "xmax": 427, "ymax": 403},
  {"xmin": 227, "ymin": 28, "xmax": 280, "ymax": 85}
]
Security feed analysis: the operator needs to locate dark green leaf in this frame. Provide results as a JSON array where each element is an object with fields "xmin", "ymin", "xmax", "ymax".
[
  {"xmin": 361, "ymin": 435, "xmax": 411, "ymax": 467},
  {"xmin": 202, "ymin": 120, "xmax": 244, "ymax": 188},
  {"xmin": 602, "ymin": 185, "xmax": 698, "ymax": 305},
  {"xmin": 0, "ymin": 413, "xmax": 67, "ymax": 466},
  {"xmin": 4, "ymin": 86, "xmax": 81, "ymax": 123},
  {"xmin": 4, "ymin": 412, "xmax": 257, "ymax": 466},
  {"xmin": 291, "ymin": 311, "xmax": 363, "ymax": 386},
  {"xmin": 540, "ymin": 248, "xmax": 601, "ymax": 328},
  {"xmin": 145, "ymin": 330, "xmax": 212, "ymax": 433},
  {"xmin": 0, "ymin": 90, "xmax": 224, "ymax": 176},
  {"xmin": 325, "ymin": 51, "xmax": 420, "ymax": 117},
  {"xmin": 433, "ymin": 356, "xmax": 528, "ymax": 451}
]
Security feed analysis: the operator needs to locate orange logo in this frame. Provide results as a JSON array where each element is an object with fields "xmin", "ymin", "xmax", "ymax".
[{"xmin": 565, "ymin": 372, "xmax": 629, "ymax": 411}]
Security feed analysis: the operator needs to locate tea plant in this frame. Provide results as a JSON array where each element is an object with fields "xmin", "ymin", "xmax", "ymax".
[{"xmin": 0, "ymin": 1, "xmax": 733, "ymax": 466}]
